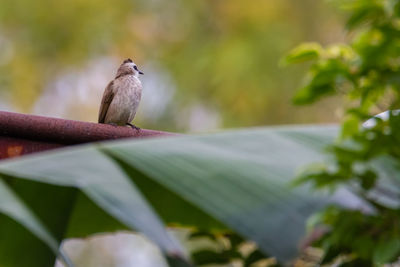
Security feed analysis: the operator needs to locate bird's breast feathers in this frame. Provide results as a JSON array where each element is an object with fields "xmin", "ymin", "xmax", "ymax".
[
  {"xmin": 111, "ymin": 75, "xmax": 142, "ymax": 120},
  {"xmin": 113, "ymin": 75, "xmax": 142, "ymax": 97}
]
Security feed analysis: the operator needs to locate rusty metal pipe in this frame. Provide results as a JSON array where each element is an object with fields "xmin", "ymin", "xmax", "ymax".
[
  {"xmin": 0, "ymin": 111, "xmax": 175, "ymax": 144},
  {"xmin": 0, "ymin": 111, "xmax": 176, "ymax": 159}
]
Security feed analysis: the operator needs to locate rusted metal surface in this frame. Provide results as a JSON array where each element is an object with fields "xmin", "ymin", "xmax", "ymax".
[
  {"xmin": 0, "ymin": 137, "xmax": 62, "ymax": 159},
  {"xmin": 0, "ymin": 111, "xmax": 176, "ymax": 160}
]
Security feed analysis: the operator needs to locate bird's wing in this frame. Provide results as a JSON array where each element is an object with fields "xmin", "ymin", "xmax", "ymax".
[{"xmin": 98, "ymin": 81, "xmax": 115, "ymax": 123}]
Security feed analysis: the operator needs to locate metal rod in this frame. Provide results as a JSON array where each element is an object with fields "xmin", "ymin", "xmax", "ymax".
[{"xmin": 0, "ymin": 111, "xmax": 176, "ymax": 159}]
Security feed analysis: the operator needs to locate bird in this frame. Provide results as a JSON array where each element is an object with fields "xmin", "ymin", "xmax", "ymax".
[{"xmin": 98, "ymin": 58, "xmax": 144, "ymax": 129}]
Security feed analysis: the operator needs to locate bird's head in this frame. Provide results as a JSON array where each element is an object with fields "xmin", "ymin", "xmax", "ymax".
[{"xmin": 116, "ymin": 58, "xmax": 144, "ymax": 78}]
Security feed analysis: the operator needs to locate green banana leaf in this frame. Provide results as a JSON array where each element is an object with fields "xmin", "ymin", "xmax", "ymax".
[{"xmin": 0, "ymin": 125, "xmax": 365, "ymax": 266}]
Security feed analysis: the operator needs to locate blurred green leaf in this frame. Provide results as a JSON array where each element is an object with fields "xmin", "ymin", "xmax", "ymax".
[
  {"xmin": 102, "ymin": 126, "xmax": 342, "ymax": 262},
  {"xmin": 0, "ymin": 125, "xmax": 345, "ymax": 265},
  {"xmin": 283, "ymin": 43, "xmax": 322, "ymax": 65},
  {"xmin": 373, "ymin": 237, "xmax": 400, "ymax": 264},
  {"xmin": 293, "ymin": 83, "xmax": 336, "ymax": 105},
  {"xmin": 0, "ymin": 147, "xmax": 188, "ymax": 266},
  {"xmin": 0, "ymin": 179, "xmax": 73, "ymax": 267},
  {"xmin": 341, "ymin": 115, "xmax": 360, "ymax": 138}
]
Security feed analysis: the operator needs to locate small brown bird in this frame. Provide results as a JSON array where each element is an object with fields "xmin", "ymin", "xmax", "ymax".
[{"xmin": 98, "ymin": 58, "xmax": 144, "ymax": 129}]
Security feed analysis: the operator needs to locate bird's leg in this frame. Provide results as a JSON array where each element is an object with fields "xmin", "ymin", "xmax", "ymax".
[
  {"xmin": 126, "ymin": 123, "xmax": 140, "ymax": 130},
  {"xmin": 107, "ymin": 122, "xmax": 118, "ymax": 127}
]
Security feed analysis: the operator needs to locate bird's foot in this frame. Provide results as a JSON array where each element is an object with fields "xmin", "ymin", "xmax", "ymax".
[
  {"xmin": 108, "ymin": 123, "xmax": 119, "ymax": 127},
  {"xmin": 126, "ymin": 123, "xmax": 140, "ymax": 130}
]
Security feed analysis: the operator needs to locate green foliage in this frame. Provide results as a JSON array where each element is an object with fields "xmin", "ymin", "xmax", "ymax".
[
  {"xmin": 313, "ymin": 207, "xmax": 400, "ymax": 265},
  {"xmin": 285, "ymin": 43, "xmax": 356, "ymax": 105},
  {"xmin": 286, "ymin": 0, "xmax": 400, "ymax": 265}
]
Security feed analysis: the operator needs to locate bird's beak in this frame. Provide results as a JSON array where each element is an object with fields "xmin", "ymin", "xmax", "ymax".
[{"xmin": 139, "ymin": 70, "xmax": 144, "ymax": 75}]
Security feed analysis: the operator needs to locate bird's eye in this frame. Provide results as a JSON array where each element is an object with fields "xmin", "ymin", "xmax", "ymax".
[{"xmin": 134, "ymin": 65, "xmax": 138, "ymax": 71}]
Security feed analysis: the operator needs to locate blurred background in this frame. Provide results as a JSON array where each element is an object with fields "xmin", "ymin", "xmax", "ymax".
[{"xmin": 0, "ymin": 0, "xmax": 346, "ymax": 133}]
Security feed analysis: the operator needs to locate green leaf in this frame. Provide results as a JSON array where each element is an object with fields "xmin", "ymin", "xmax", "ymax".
[
  {"xmin": 373, "ymin": 237, "xmax": 400, "ymax": 264},
  {"xmin": 293, "ymin": 83, "xmax": 336, "ymax": 105},
  {"xmin": 101, "ymin": 125, "xmax": 342, "ymax": 262},
  {"xmin": 0, "ymin": 147, "xmax": 188, "ymax": 265},
  {"xmin": 0, "ymin": 178, "xmax": 73, "ymax": 267},
  {"xmin": 341, "ymin": 115, "xmax": 361, "ymax": 138},
  {"xmin": 282, "ymin": 43, "xmax": 322, "ymax": 65},
  {"xmin": 0, "ymin": 125, "xmax": 362, "ymax": 264}
]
